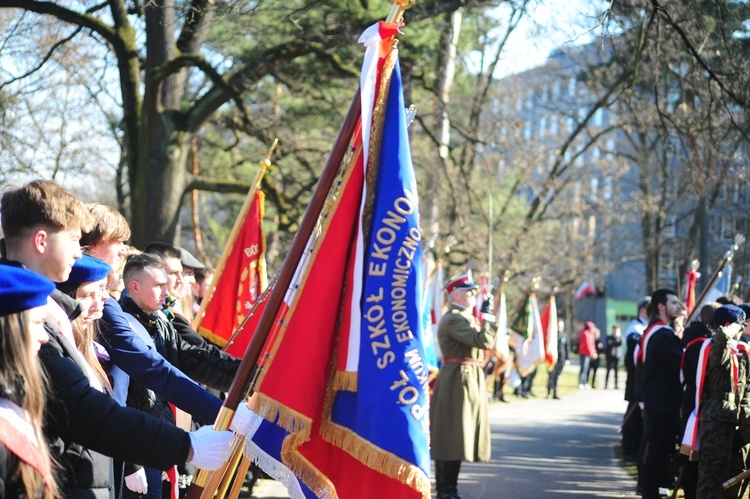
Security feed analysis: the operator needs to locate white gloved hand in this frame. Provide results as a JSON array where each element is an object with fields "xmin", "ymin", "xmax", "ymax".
[
  {"xmin": 187, "ymin": 425, "xmax": 234, "ymax": 471},
  {"xmin": 229, "ymin": 402, "xmax": 261, "ymax": 435},
  {"xmin": 124, "ymin": 468, "xmax": 148, "ymax": 494}
]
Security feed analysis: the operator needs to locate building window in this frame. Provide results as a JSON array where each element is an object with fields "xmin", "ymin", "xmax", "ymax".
[
  {"xmin": 568, "ymin": 77, "xmax": 577, "ymax": 98},
  {"xmin": 590, "ymin": 177, "xmax": 599, "ymax": 202},
  {"xmin": 588, "ymin": 215, "xmax": 596, "ymax": 239},
  {"xmin": 526, "ymin": 88, "xmax": 535, "ymax": 109},
  {"xmin": 550, "ymin": 118, "xmax": 559, "ymax": 136},
  {"xmin": 603, "ymin": 176, "xmax": 612, "ymax": 200},
  {"xmin": 552, "ymin": 81, "xmax": 561, "ymax": 100},
  {"xmin": 592, "ymin": 147, "xmax": 601, "ymax": 161},
  {"xmin": 541, "ymin": 84, "xmax": 549, "ymax": 103},
  {"xmin": 524, "ymin": 120, "xmax": 532, "ymax": 140},
  {"xmin": 539, "ymin": 117, "xmax": 547, "ymax": 138}
]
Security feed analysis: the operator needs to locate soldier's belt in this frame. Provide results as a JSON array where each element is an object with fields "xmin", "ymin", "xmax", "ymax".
[
  {"xmin": 443, "ymin": 358, "xmax": 483, "ymax": 366},
  {"xmin": 703, "ymin": 392, "xmax": 736, "ymax": 402}
]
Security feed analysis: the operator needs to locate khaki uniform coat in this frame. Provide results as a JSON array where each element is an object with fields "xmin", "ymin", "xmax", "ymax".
[{"xmin": 430, "ymin": 305, "xmax": 497, "ymax": 462}]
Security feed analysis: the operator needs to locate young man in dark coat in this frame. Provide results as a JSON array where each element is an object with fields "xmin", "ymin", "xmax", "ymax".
[
  {"xmin": 120, "ymin": 253, "xmax": 242, "ymax": 497},
  {"xmin": 0, "ymin": 181, "xmax": 235, "ymax": 498},
  {"xmin": 640, "ymin": 288, "xmax": 685, "ymax": 499}
]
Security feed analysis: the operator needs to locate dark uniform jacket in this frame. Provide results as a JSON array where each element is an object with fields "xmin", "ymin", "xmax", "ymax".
[
  {"xmin": 642, "ymin": 323, "xmax": 683, "ymax": 415},
  {"xmin": 99, "ymin": 298, "xmax": 223, "ymax": 423},
  {"xmin": 0, "ymin": 443, "xmax": 35, "ymax": 499},
  {"xmin": 624, "ymin": 318, "xmax": 646, "ymax": 402},
  {"xmin": 120, "ymin": 297, "xmax": 240, "ymax": 423}
]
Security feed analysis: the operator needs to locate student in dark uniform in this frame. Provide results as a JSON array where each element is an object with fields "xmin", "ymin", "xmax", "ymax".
[
  {"xmin": 0, "ymin": 266, "xmax": 58, "ymax": 499},
  {"xmin": 640, "ymin": 288, "xmax": 684, "ymax": 499}
]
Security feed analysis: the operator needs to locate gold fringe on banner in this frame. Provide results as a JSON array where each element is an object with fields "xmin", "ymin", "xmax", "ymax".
[{"xmin": 331, "ymin": 371, "xmax": 358, "ymax": 392}]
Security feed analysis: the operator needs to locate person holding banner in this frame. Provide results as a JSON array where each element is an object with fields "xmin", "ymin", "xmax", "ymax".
[
  {"xmin": 696, "ymin": 305, "xmax": 750, "ymax": 498},
  {"xmin": 431, "ymin": 273, "xmax": 498, "ymax": 499}
]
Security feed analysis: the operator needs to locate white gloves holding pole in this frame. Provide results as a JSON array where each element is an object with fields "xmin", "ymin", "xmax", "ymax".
[{"xmin": 185, "ymin": 402, "xmax": 260, "ymax": 471}]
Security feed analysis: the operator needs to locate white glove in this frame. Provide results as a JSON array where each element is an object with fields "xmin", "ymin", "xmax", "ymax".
[
  {"xmin": 187, "ymin": 425, "xmax": 234, "ymax": 471},
  {"xmin": 229, "ymin": 402, "xmax": 261, "ymax": 435},
  {"xmin": 124, "ymin": 468, "xmax": 148, "ymax": 494}
]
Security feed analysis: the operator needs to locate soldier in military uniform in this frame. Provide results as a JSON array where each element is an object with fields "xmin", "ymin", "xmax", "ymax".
[
  {"xmin": 696, "ymin": 304, "xmax": 750, "ymax": 498},
  {"xmin": 430, "ymin": 273, "xmax": 497, "ymax": 499}
]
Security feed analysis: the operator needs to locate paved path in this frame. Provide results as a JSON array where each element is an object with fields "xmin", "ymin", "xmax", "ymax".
[
  {"xmin": 458, "ymin": 386, "xmax": 638, "ymax": 498},
  {"xmin": 250, "ymin": 383, "xmax": 638, "ymax": 498}
]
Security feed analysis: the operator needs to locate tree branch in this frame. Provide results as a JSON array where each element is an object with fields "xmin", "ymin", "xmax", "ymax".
[{"xmin": 0, "ymin": 0, "xmax": 117, "ymax": 46}]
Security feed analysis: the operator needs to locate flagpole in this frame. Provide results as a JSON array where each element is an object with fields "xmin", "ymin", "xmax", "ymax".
[
  {"xmin": 188, "ymin": 4, "xmax": 414, "ymax": 497},
  {"xmin": 193, "ymin": 138, "xmax": 278, "ymax": 332},
  {"xmin": 488, "ymin": 194, "xmax": 493, "ymax": 280},
  {"xmin": 508, "ymin": 277, "xmax": 539, "ymax": 326},
  {"xmin": 685, "ymin": 234, "xmax": 744, "ymax": 324}
]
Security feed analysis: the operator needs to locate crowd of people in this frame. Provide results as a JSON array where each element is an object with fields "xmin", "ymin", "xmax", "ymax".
[
  {"xmin": 0, "ymin": 180, "xmax": 262, "ymax": 498},
  {"xmin": 620, "ymin": 290, "xmax": 750, "ymax": 498}
]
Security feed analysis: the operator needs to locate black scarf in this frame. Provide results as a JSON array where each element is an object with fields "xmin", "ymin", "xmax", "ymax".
[{"xmin": 119, "ymin": 296, "xmax": 170, "ymax": 352}]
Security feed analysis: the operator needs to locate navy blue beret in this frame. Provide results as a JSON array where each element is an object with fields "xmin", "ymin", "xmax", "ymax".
[
  {"xmin": 64, "ymin": 255, "xmax": 111, "ymax": 285},
  {"xmin": 714, "ymin": 304, "xmax": 746, "ymax": 326},
  {"xmin": 0, "ymin": 265, "xmax": 56, "ymax": 314},
  {"xmin": 739, "ymin": 303, "xmax": 750, "ymax": 318}
]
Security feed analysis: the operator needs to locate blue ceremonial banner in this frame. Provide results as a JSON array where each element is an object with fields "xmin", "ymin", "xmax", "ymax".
[{"xmin": 331, "ymin": 59, "xmax": 430, "ymax": 477}]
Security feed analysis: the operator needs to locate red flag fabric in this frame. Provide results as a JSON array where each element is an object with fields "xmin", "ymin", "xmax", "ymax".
[
  {"xmin": 198, "ymin": 191, "xmax": 267, "ymax": 356},
  {"xmin": 541, "ymin": 296, "xmax": 559, "ymax": 370},
  {"xmin": 684, "ymin": 269, "xmax": 699, "ymax": 317}
]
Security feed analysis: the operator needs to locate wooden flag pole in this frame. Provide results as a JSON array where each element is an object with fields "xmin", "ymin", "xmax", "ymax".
[
  {"xmin": 685, "ymin": 234, "xmax": 744, "ymax": 324},
  {"xmin": 188, "ymin": 4, "xmax": 414, "ymax": 498},
  {"xmin": 192, "ymin": 138, "xmax": 278, "ymax": 332}
]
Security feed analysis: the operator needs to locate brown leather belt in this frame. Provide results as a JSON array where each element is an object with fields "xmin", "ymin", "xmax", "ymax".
[{"xmin": 443, "ymin": 357, "xmax": 483, "ymax": 366}]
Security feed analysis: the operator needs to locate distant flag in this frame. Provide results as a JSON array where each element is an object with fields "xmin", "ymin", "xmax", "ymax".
[
  {"xmin": 494, "ymin": 287, "xmax": 510, "ymax": 366},
  {"xmin": 510, "ymin": 292, "xmax": 546, "ymax": 377},
  {"xmin": 197, "ymin": 190, "xmax": 267, "ymax": 356},
  {"xmin": 541, "ymin": 295, "xmax": 559, "ymax": 370},
  {"xmin": 684, "ymin": 267, "xmax": 700, "ymax": 317},
  {"xmin": 421, "ymin": 253, "xmax": 443, "ymax": 366},
  {"xmin": 474, "ymin": 272, "xmax": 489, "ymax": 323},
  {"xmin": 574, "ymin": 281, "xmax": 596, "ymax": 300},
  {"xmin": 699, "ymin": 264, "xmax": 732, "ymax": 306},
  {"xmin": 243, "ymin": 21, "xmax": 430, "ymax": 499}
]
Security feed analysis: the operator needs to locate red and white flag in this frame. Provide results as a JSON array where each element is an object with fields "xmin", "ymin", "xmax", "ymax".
[{"xmin": 541, "ymin": 295, "xmax": 559, "ymax": 370}]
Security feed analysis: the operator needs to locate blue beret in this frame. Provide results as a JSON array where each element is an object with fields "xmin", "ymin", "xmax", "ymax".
[
  {"xmin": 714, "ymin": 304, "xmax": 746, "ymax": 326},
  {"xmin": 64, "ymin": 256, "xmax": 111, "ymax": 285},
  {"xmin": 0, "ymin": 265, "xmax": 56, "ymax": 314},
  {"xmin": 739, "ymin": 303, "xmax": 750, "ymax": 318}
]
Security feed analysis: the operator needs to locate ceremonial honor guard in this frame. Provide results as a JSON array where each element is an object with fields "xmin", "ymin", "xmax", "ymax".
[{"xmin": 431, "ymin": 273, "xmax": 498, "ymax": 499}]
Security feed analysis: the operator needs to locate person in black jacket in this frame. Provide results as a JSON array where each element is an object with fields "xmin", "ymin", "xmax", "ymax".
[
  {"xmin": 0, "ymin": 180, "xmax": 235, "ymax": 498},
  {"xmin": 604, "ymin": 325, "xmax": 622, "ymax": 389},
  {"xmin": 640, "ymin": 288, "xmax": 685, "ymax": 499},
  {"xmin": 0, "ymin": 266, "xmax": 59, "ymax": 499},
  {"xmin": 120, "ymin": 252, "xmax": 242, "ymax": 497}
]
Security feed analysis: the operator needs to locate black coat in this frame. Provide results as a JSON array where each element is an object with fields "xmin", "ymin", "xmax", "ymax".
[
  {"xmin": 642, "ymin": 325, "xmax": 683, "ymax": 415},
  {"xmin": 0, "ymin": 443, "xmax": 37, "ymax": 499},
  {"xmin": 680, "ymin": 323, "xmax": 712, "ymax": 432},
  {"xmin": 120, "ymin": 298, "xmax": 239, "ymax": 423},
  {"xmin": 39, "ymin": 292, "xmax": 192, "ymax": 499}
]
